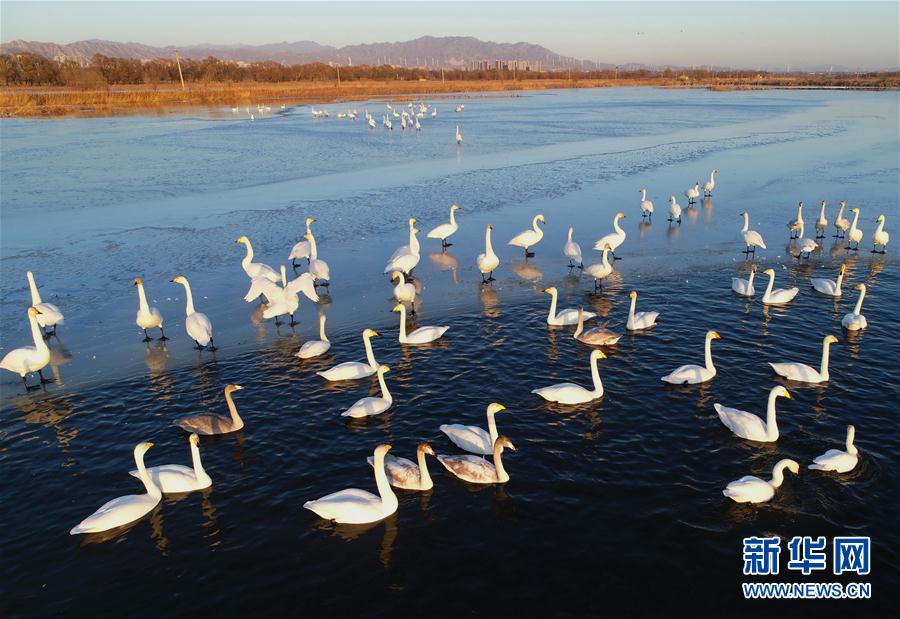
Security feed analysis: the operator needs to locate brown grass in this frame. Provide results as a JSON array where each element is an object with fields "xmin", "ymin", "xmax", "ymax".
[{"xmin": 1, "ymin": 75, "xmax": 897, "ymax": 117}]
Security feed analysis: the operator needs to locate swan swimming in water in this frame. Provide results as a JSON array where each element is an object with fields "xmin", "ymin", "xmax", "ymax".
[
  {"xmin": 563, "ymin": 227, "xmax": 583, "ymax": 268},
  {"xmin": 715, "ymin": 386, "xmax": 790, "ymax": 442},
  {"xmin": 769, "ymin": 334, "xmax": 838, "ymax": 384},
  {"xmin": 296, "ymin": 314, "xmax": 331, "ymax": 359},
  {"xmin": 661, "ymin": 330, "xmax": 721, "ymax": 385},
  {"xmin": 573, "ymin": 306, "xmax": 621, "ymax": 346},
  {"xmin": 70, "ymin": 441, "xmax": 162, "ymax": 534},
  {"xmin": 437, "ymin": 436, "xmax": 516, "ymax": 484},
  {"xmin": 304, "ymin": 444, "xmax": 398, "ymax": 524},
  {"xmin": 544, "ymin": 286, "xmax": 596, "ymax": 326},
  {"xmin": 761, "ymin": 269, "xmax": 798, "ymax": 305},
  {"xmin": 626, "ymin": 290, "xmax": 659, "ymax": 331},
  {"xmin": 476, "ymin": 224, "xmax": 500, "ymax": 283},
  {"xmin": 317, "ymin": 328, "xmax": 381, "ymax": 381},
  {"xmin": 739, "ymin": 211, "xmax": 766, "ymax": 255},
  {"xmin": 872, "ymin": 213, "xmax": 889, "ymax": 253},
  {"xmin": 639, "ymin": 188, "xmax": 654, "ymax": 219},
  {"xmin": 594, "ymin": 213, "xmax": 627, "ymax": 259},
  {"xmin": 288, "ymin": 217, "xmax": 316, "ymax": 266},
  {"xmin": 393, "ymin": 304, "xmax": 448, "ymax": 344},
  {"xmin": 170, "ymin": 275, "xmax": 216, "ymax": 350},
  {"xmin": 508, "ymin": 214, "xmax": 545, "ymax": 257},
  {"xmin": 341, "ymin": 365, "xmax": 392, "ymax": 418},
  {"xmin": 175, "ymin": 384, "xmax": 245, "ymax": 435},
  {"xmin": 841, "ymin": 284, "xmax": 868, "ymax": 331},
  {"xmin": 367, "ymin": 442, "xmax": 435, "ymax": 491},
  {"xmin": 0, "ymin": 307, "xmax": 51, "ymax": 389},
  {"xmin": 25, "ymin": 271, "xmax": 64, "ymax": 336},
  {"xmin": 129, "ymin": 433, "xmax": 211, "ymax": 493},
  {"xmin": 532, "ymin": 349, "xmax": 607, "ymax": 404},
  {"xmin": 731, "ymin": 265, "xmax": 757, "ymax": 296},
  {"xmin": 810, "ymin": 264, "xmax": 846, "ymax": 297},
  {"xmin": 703, "ymin": 169, "xmax": 717, "ymax": 197},
  {"xmin": 809, "ymin": 425, "xmax": 859, "ymax": 473},
  {"xmin": 427, "ymin": 204, "xmax": 460, "ymax": 248},
  {"xmin": 723, "ymin": 459, "xmax": 799, "ymax": 504},
  {"xmin": 134, "ymin": 277, "xmax": 166, "ymax": 341},
  {"xmin": 440, "ymin": 403, "xmax": 507, "ymax": 455},
  {"xmin": 236, "ymin": 236, "xmax": 279, "ymax": 283}
]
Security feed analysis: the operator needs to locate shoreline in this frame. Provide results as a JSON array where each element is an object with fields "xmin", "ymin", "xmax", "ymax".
[{"xmin": 2, "ymin": 75, "xmax": 898, "ymax": 118}]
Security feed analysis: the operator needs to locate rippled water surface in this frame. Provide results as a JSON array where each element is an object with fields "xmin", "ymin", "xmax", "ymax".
[{"xmin": 1, "ymin": 88, "xmax": 898, "ymax": 616}]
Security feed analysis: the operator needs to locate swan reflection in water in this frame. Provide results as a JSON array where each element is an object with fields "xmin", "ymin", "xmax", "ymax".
[
  {"xmin": 509, "ymin": 261, "xmax": 542, "ymax": 283},
  {"xmin": 10, "ymin": 392, "xmax": 77, "ymax": 453},
  {"xmin": 428, "ymin": 251, "xmax": 459, "ymax": 284},
  {"xmin": 310, "ymin": 513, "xmax": 399, "ymax": 568},
  {"xmin": 479, "ymin": 283, "xmax": 500, "ymax": 318},
  {"xmin": 47, "ymin": 341, "xmax": 73, "ymax": 385},
  {"xmin": 638, "ymin": 220, "xmax": 653, "ymax": 239},
  {"xmin": 701, "ymin": 197, "xmax": 714, "ymax": 223}
]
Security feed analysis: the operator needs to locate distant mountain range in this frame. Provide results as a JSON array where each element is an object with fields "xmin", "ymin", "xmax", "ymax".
[{"xmin": 0, "ymin": 36, "xmax": 608, "ymax": 69}]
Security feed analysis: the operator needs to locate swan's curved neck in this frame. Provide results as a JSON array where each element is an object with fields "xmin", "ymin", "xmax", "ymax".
[
  {"xmin": 225, "ymin": 390, "xmax": 243, "ymax": 427},
  {"xmin": 874, "ymin": 219, "xmax": 885, "ymax": 235},
  {"xmin": 410, "ymin": 229, "xmax": 420, "ymax": 255},
  {"xmin": 601, "ymin": 247, "xmax": 610, "ymax": 269},
  {"xmin": 449, "ymin": 208, "xmax": 457, "ymax": 227},
  {"xmin": 796, "ymin": 203, "xmax": 803, "ymax": 219},
  {"xmin": 846, "ymin": 427, "xmax": 858, "ymax": 455},
  {"xmin": 747, "ymin": 269, "xmax": 756, "ymax": 286},
  {"xmin": 135, "ymin": 448, "xmax": 161, "ymax": 500},
  {"xmin": 613, "ymin": 216, "xmax": 624, "ymax": 236},
  {"xmin": 319, "ymin": 316, "xmax": 328, "ymax": 341},
  {"xmin": 770, "ymin": 462, "xmax": 789, "ymax": 488},
  {"xmin": 308, "ymin": 234, "xmax": 318, "ymax": 260},
  {"xmin": 640, "ymin": 189, "xmax": 647, "ymax": 201},
  {"xmin": 837, "ymin": 204, "xmax": 845, "ymax": 220},
  {"xmin": 397, "ymin": 306, "xmax": 407, "ymax": 341},
  {"xmin": 190, "ymin": 440, "xmax": 210, "ymax": 483},
  {"xmin": 136, "ymin": 282, "xmax": 150, "ymax": 312},
  {"xmin": 373, "ymin": 450, "xmax": 398, "ymax": 510},
  {"xmin": 532, "ymin": 216, "xmax": 542, "ymax": 233},
  {"xmin": 417, "ymin": 449, "xmax": 433, "ymax": 487},
  {"xmin": 765, "ymin": 391, "xmax": 780, "ymax": 440},
  {"xmin": 377, "ymin": 370, "xmax": 392, "ymax": 402},
  {"xmin": 850, "ymin": 210, "xmax": 860, "ymax": 231},
  {"xmin": 493, "ymin": 443, "xmax": 509, "ymax": 482},
  {"xmin": 306, "ymin": 220, "xmax": 313, "ymax": 235},
  {"xmin": 835, "ymin": 270, "xmax": 844, "ymax": 291},
  {"xmin": 26, "ymin": 272, "xmax": 42, "ymax": 305},
  {"xmin": 396, "ymin": 272, "xmax": 406, "ymax": 287},
  {"xmin": 574, "ymin": 308, "xmax": 584, "ymax": 338},
  {"xmin": 798, "ymin": 220, "xmax": 805, "ymax": 238},
  {"xmin": 485, "ymin": 227, "xmax": 495, "ymax": 256},
  {"xmin": 820, "ymin": 338, "xmax": 833, "ymax": 378},
  {"xmin": 486, "ymin": 410, "xmax": 499, "ymax": 446},
  {"xmin": 590, "ymin": 355, "xmax": 604, "ymax": 395},
  {"xmin": 547, "ymin": 290, "xmax": 558, "ymax": 322},
  {"xmin": 709, "ymin": 170, "xmax": 716, "ymax": 181},
  {"xmin": 628, "ymin": 295, "xmax": 637, "ymax": 321},
  {"xmin": 28, "ymin": 312, "xmax": 49, "ymax": 353},
  {"xmin": 853, "ymin": 287, "xmax": 866, "ymax": 314},
  {"xmin": 704, "ymin": 335, "xmax": 715, "ymax": 372},
  {"xmin": 764, "ymin": 272, "xmax": 775, "ymax": 297},
  {"xmin": 819, "ymin": 202, "xmax": 826, "ymax": 218},
  {"xmin": 242, "ymin": 241, "xmax": 254, "ymax": 264},
  {"xmin": 363, "ymin": 333, "xmax": 377, "ymax": 369},
  {"xmin": 180, "ymin": 281, "xmax": 196, "ymax": 315},
  {"xmin": 567, "ymin": 227, "xmax": 573, "ymax": 242},
  {"xmin": 741, "ymin": 212, "xmax": 749, "ymax": 233}
]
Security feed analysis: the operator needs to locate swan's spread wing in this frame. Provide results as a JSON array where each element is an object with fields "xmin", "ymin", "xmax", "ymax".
[
  {"xmin": 714, "ymin": 404, "xmax": 767, "ymax": 440},
  {"xmin": 532, "ymin": 382, "xmax": 593, "ymax": 404},
  {"xmin": 723, "ymin": 477, "xmax": 773, "ymax": 503},
  {"xmin": 285, "ymin": 273, "xmax": 319, "ymax": 301},
  {"xmin": 437, "ymin": 455, "xmax": 497, "ymax": 484},
  {"xmin": 316, "ymin": 362, "xmax": 374, "ymax": 381},
  {"xmin": 303, "ymin": 488, "xmax": 385, "ymax": 523},
  {"xmin": 175, "ymin": 413, "xmax": 235, "ymax": 435},
  {"xmin": 662, "ymin": 364, "xmax": 709, "ymax": 384},
  {"xmin": 185, "ymin": 313, "xmax": 213, "ymax": 345},
  {"xmin": 244, "ymin": 277, "xmax": 282, "ymax": 304},
  {"xmin": 342, "ymin": 396, "xmax": 391, "ymax": 418},
  {"xmin": 70, "ymin": 494, "xmax": 158, "ymax": 534},
  {"xmin": 407, "ymin": 326, "xmax": 448, "ymax": 343},
  {"xmin": 368, "ymin": 455, "xmax": 421, "ymax": 488},
  {"xmin": 769, "ymin": 362, "xmax": 821, "ymax": 382},
  {"xmin": 439, "ymin": 424, "xmax": 492, "ymax": 455},
  {"xmin": 810, "ymin": 450, "xmax": 857, "ymax": 472}
]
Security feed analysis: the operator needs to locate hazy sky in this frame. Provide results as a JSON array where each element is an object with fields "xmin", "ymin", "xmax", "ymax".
[{"xmin": 2, "ymin": 1, "xmax": 898, "ymax": 70}]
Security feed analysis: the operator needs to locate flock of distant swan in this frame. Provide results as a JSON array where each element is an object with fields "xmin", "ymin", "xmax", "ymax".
[{"xmin": 0, "ymin": 104, "xmax": 892, "ymax": 532}]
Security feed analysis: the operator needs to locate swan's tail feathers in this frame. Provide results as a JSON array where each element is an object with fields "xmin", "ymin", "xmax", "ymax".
[{"xmin": 758, "ymin": 241, "xmax": 767, "ymax": 249}]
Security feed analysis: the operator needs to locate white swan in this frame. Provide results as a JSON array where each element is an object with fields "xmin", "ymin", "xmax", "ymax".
[
  {"xmin": 533, "ymin": 349, "xmax": 606, "ymax": 404},
  {"xmin": 573, "ymin": 306, "xmax": 621, "ymax": 346},
  {"xmin": 455, "ymin": 125, "xmax": 462, "ymax": 144},
  {"xmin": 341, "ymin": 365, "xmax": 392, "ymax": 418},
  {"xmin": 841, "ymin": 284, "xmax": 868, "ymax": 330},
  {"xmin": 584, "ymin": 245, "xmax": 614, "ymax": 292},
  {"xmin": 304, "ymin": 444, "xmax": 398, "ymax": 524},
  {"xmin": 626, "ymin": 290, "xmax": 659, "ymax": 331},
  {"xmin": 685, "ymin": 182, "xmax": 700, "ymax": 205},
  {"xmin": 440, "ymin": 403, "xmax": 507, "ymax": 455},
  {"xmin": 761, "ymin": 269, "xmax": 798, "ymax": 305},
  {"xmin": 476, "ymin": 224, "xmax": 500, "ymax": 282},
  {"xmin": 872, "ymin": 214, "xmax": 889, "ymax": 253},
  {"xmin": 391, "ymin": 271, "xmax": 416, "ymax": 303},
  {"xmin": 809, "ymin": 425, "xmax": 859, "ymax": 473},
  {"xmin": 731, "ymin": 265, "xmax": 757, "ymax": 296},
  {"xmin": 26, "ymin": 271, "xmax": 64, "ymax": 335},
  {"xmin": 563, "ymin": 227, "xmax": 583, "ymax": 268},
  {"xmin": 437, "ymin": 436, "xmax": 516, "ymax": 484},
  {"xmin": 661, "ymin": 330, "xmax": 721, "ymax": 384},
  {"xmin": 244, "ymin": 268, "xmax": 318, "ymax": 325},
  {"xmin": 703, "ymin": 169, "xmax": 717, "ymax": 197},
  {"xmin": 639, "ymin": 188, "xmax": 654, "ymax": 218},
  {"xmin": 544, "ymin": 286, "xmax": 596, "ymax": 326},
  {"xmin": 236, "ymin": 236, "xmax": 279, "ymax": 282},
  {"xmin": 594, "ymin": 213, "xmax": 627, "ymax": 258},
  {"xmin": 170, "ymin": 276, "xmax": 215, "ymax": 350},
  {"xmin": 384, "ymin": 221, "xmax": 421, "ymax": 275},
  {"xmin": 715, "ymin": 386, "xmax": 790, "ymax": 442},
  {"xmin": 793, "ymin": 220, "xmax": 818, "ymax": 259},
  {"xmin": 367, "ymin": 442, "xmax": 435, "ymax": 491},
  {"xmin": 739, "ymin": 211, "xmax": 767, "ymax": 255},
  {"xmin": 305, "ymin": 233, "xmax": 330, "ymax": 286},
  {"xmin": 129, "ymin": 433, "xmax": 211, "ymax": 493},
  {"xmin": 393, "ymin": 304, "xmax": 448, "ymax": 344},
  {"xmin": 427, "ymin": 204, "xmax": 460, "ymax": 247},
  {"xmin": 814, "ymin": 200, "xmax": 828, "ymax": 238},
  {"xmin": 787, "ymin": 201, "xmax": 804, "ymax": 239},
  {"xmin": 317, "ymin": 328, "xmax": 380, "ymax": 381},
  {"xmin": 508, "ymin": 214, "xmax": 545, "ymax": 257},
  {"xmin": 769, "ymin": 335, "xmax": 838, "ymax": 383},
  {"xmin": 70, "ymin": 442, "xmax": 162, "ymax": 534},
  {"xmin": 846, "ymin": 207, "xmax": 863, "ymax": 250},
  {"xmin": 833, "ymin": 201, "xmax": 849, "ymax": 238},
  {"xmin": 668, "ymin": 196, "xmax": 682, "ymax": 224},
  {"xmin": 134, "ymin": 277, "xmax": 166, "ymax": 341},
  {"xmin": 388, "ymin": 218, "xmax": 419, "ymax": 263},
  {"xmin": 810, "ymin": 264, "xmax": 846, "ymax": 296},
  {"xmin": 0, "ymin": 306, "xmax": 51, "ymax": 388},
  {"xmin": 723, "ymin": 459, "xmax": 799, "ymax": 504},
  {"xmin": 296, "ymin": 314, "xmax": 331, "ymax": 359},
  {"xmin": 288, "ymin": 217, "xmax": 316, "ymax": 265}
]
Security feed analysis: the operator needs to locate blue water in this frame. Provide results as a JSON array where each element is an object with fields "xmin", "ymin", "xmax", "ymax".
[{"xmin": 0, "ymin": 87, "xmax": 897, "ymax": 616}]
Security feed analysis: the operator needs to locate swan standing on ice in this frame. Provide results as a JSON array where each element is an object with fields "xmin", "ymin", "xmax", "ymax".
[
  {"xmin": 236, "ymin": 236, "xmax": 279, "ymax": 282},
  {"xmin": 833, "ymin": 201, "xmax": 849, "ymax": 238},
  {"xmin": 574, "ymin": 306, "xmax": 621, "ymax": 346},
  {"xmin": 437, "ymin": 436, "xmax": 516, "ymax": 484},
  {"xmin": 739, "ymin": 211, "xmax": 767, "ymax": 255},
  {"xmin": 661, "ymin": 330, "xmax": 721, "ymax": 385},
  {"xmin": 715, "ymin": 386, "xmax": 790, "ymax": 442},
  {"xmin": 391, "ymin": 271, "xmax": 416, "ymax": 305},
  {"xmin": 639, "ymin": 188, "xmax": 654, "ymax": 219},
  {"xmin": 367, "ymin": 442, "xmax": 435, "ymax": 491},
  {"xmin": 793, "ymin": 220, "xmax": 818, "ymax": 259},
  {"xmin": 846, "ymin": 207, "xmax": 863, "ymax": 250},
  {"xmin": 296, "ymin": 314, "xmax": 331, "ymax": 359},
  {"xmin": 393, "ymin": 304, "xmax": 448, "ymax": 344},
  {"xmin": 288, "ymin": 217, "xmax": 316, "ymax": 266},
  {"xmin": 440, "ymin": 403, "xmax": 507, "ymax": 455},
  {"xmin": 814, "ymin": 200, "xmax": 828, "ymax": 239},
  {"xmin": 341, "ymin": 365, "xmax": 392, "ymax": 418},
  {"xmin": 594, "ymin": 213, "xmax": 627, "ymax": 260},
  {"xmin": 544, "ymin": 286, "xmax": 596, "ymax": 326},
  {"xmin": 244, "ymin": 268, "xmax": 318, "ymax": 326},
  {"xmin": 170, "ymin": 276, "xmax": 216, "ymax": 350},
  {"xmin": 0, "ymin": 307, "xmax": 51, "ymax": 389},
  {"xmin": 703, "ymin": 169, "xmax": 717, "ymax": 197},
  {"xmin": 723, "ymin": 459, "xmax": 799, "ymax": 504},
  {"xmin": 508, "ymin": 214, "xmax": 545, "ymax": 258},
  {"xmin": 626, "ymin": 290, "xmax": 659, "ymax": 331},
  {"xmin": 787, "ymin": 202, "xmax": 804, "ymax": 239},
  {"xmin": 872, "ymin": 214, "xmax": 889, "ymax": 253},
  {"xmin": 305, "ymin": 233, "xmax": 330, "ymax": 288},
  {"xmin": 732, "ymin": 265, "xmax": 757, "ymax": 296},
  {"xmin": 841, "ymin": 284, "xmax": 868, "ymax": 331},
  {"xmin": 387, "ymin": 217, "xmax": 419, "ymax": 263},
  {"xmin": 810, "ymin": 264, "xmax": 846, "ymax": 297},
  {"xmin": 130, "ymin": 433, "xmax": 211, "ymax": 493},
  {"xmin": 317, "ymin": 328, "xmax": 380, "ymax": 380},
  {"xmin": 809, "ymin": 425, "xmax": 859, "ymax": 473},
  {"xmin": 70, "ymin": 441, "xmax": 161, "ymax": 535},
  {"xmin": 668, "ymin": 196, "xmax": 682, "ymax": 224},
  {"xmin": 584, "ymin": 245, "xmax": 614, "ymax": 292},
  {"xmin": 455, "ymin": 125, "xmax": 462, "ymax": 144},
  {"xmin": 761, "ymin": 269, "xmax": 799, "ymax": 305},
  {"xmin": 563, "ymin": 227, "xmax": 583, "ymax": 268},
  {"xmin": 769, "ymin": 335, "xmax": 838, "ymax": 383},
  {"xmin": 304, "ymin": 444, "xmax": 398, "ymax": 524},
  {"xmin": 384, "ymin": 219, "xmax": 421, "ymax": 276},
  {"xmin": 175, "ymin": 384, "xmax": 245, "ymax": 435},
  {"xmin": 685, "ymin": 182, "xmax": 700, "ymax": 205},
  {"xmin": 533, "ymin": 349, "xmax": 607, "ymax": 404},
  {"xmin": 134, "ymin": 278, "xmax": 166, "ymax": 341},
  {"xmin": 476, "ymin": 224, "xmax": 500, "ymax": 283},
  {"xmin": 25, "ymin": 271, "xmax": 64, "ymax": 337},
  {"xmin": 427, "ymin": 204, "xmax": 461, "ymax": 248}
]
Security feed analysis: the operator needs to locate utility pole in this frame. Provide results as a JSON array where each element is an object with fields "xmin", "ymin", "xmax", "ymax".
[
  {"xmin": 174, "ymin": 49, "xmax": 185, "ymax": 91},
  {"xmin": 441, "ymin": 67, "xmax": 445, "ymax": 83},
  {"xmin": 336, "ymin": 65, "xmax": 340, "ymax": 85}
]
